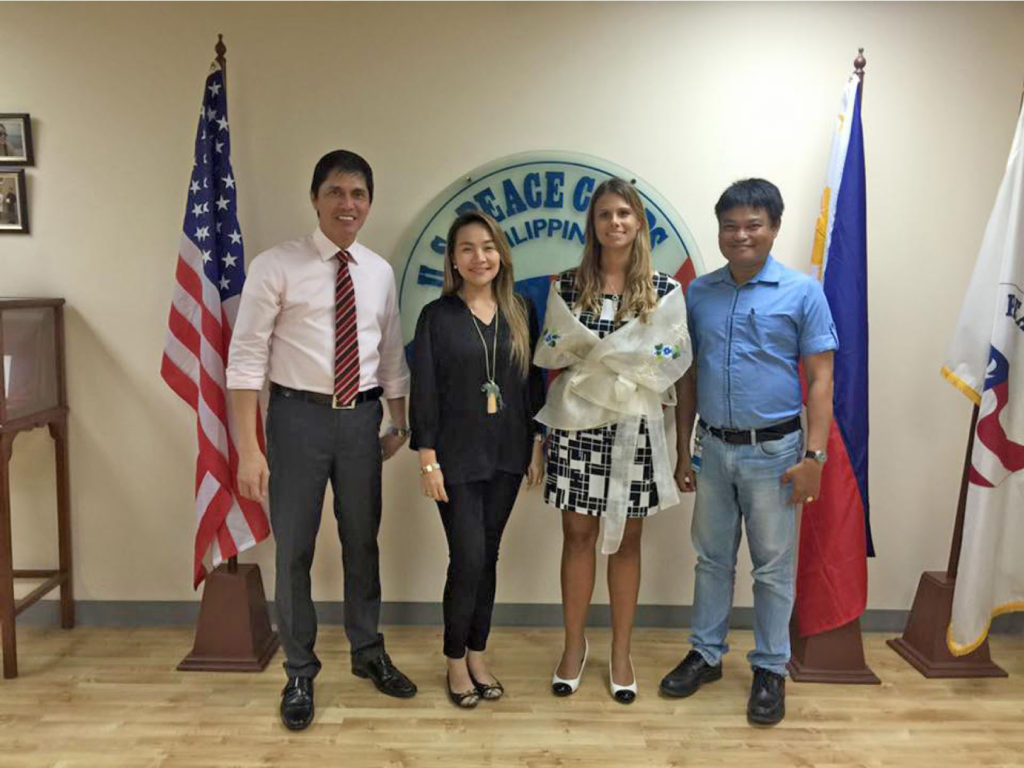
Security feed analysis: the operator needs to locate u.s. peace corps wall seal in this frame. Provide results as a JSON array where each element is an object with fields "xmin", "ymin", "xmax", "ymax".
[{"xmin": 396, "ymin": 151, "xmax": 704, "ymax": 341}]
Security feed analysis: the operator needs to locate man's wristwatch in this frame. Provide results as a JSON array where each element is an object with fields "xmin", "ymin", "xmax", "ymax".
[
  {"xmin": 387, "ymin": 425, "xmax": 410, "ymax": 440},
  {"xmin": 804, "ymin": 449, "xmax": 827, "ymax": 464}
]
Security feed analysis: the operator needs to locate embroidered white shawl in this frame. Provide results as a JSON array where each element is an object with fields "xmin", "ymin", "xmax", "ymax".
[{"xmin": 534, "ymin": 283, "xmax": 692, "ymax": 554}]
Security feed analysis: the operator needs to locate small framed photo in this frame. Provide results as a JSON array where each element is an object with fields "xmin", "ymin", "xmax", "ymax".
[
  {"xmin": 0, "ymin": 170, "xmax": 28, "ymax": 234},
  {"xmin": 0, "ymin": 114, "xmax": 33, "ymax": 166}
]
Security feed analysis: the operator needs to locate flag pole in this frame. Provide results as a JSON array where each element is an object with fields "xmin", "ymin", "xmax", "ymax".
[
  {"xmin": 945, "ymin": 407, "xmax": 979, "ymax": 580},
  {"xmin": 216, "ymin": 31, "xmax": 239, "ymax": 578}
]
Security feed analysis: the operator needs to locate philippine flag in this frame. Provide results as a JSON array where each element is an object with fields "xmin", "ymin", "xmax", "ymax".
[{"xmin": 796, "ymin": 73, "xmax": 872, "ymax": 638}]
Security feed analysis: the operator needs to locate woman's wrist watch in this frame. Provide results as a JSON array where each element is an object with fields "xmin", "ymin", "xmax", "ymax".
[{"xmin": 420, "ymin": 462, "xmax": 441, "ymax": 475}]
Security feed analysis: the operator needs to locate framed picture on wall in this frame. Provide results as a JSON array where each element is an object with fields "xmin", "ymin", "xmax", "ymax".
[
  {"xmin": 0, "ymin": 169, "xmax": 28, "ymax": 234},
  {"xmin": 0, "ymin": 114, "xmax": 33, "ymax": 166}
]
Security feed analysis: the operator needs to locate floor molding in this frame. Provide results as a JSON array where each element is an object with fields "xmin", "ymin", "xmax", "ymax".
[{"xmin": 16, "ymin": 600, "xmax": 1024, "ymax": 633}]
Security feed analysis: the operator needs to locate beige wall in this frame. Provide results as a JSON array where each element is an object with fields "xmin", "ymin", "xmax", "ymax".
[{"xmin": 4, "ymin": 2, "xmax": 1023, "ymax": 610}]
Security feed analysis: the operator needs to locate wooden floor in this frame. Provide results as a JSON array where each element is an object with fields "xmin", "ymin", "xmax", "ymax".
[{"xmin": 0, "ymin": 626, "xmax": 1022, "ymax": 767}]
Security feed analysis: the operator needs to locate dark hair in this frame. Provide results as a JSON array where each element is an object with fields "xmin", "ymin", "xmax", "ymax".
[
  {"xmin": 714, "ymin": 178, "xmax": 784, "ymax": 226},
  {"xmin": 441, "ymin": 211, "xmax": 531, "ymax": 376},
  {"xmin": 310, "ymin": 150, "xmax": 374, "ymax": 202}
]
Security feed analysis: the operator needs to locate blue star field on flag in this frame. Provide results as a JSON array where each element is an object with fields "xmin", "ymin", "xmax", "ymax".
[{"xmin": 184, "ymin": 65, "xmax": 246, "ymax": 303}]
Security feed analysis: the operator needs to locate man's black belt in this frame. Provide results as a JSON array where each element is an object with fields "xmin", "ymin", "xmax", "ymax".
[
  {"xmin": 271, "ymin": 383, "xmax": 383, "ymax": 410},
  {"xmin": 698, "ymin": 416, "xmax": 802, "ymax": 445}
]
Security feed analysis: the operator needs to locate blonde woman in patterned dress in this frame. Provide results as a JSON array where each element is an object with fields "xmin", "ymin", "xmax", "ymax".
[{"xmin": 535, "ymin": 177, "xmax": 689, "ymax": 704}]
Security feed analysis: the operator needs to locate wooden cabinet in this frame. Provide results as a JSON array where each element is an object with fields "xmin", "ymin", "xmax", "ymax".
[{"xmin": 0, "ymin": 298, "xmax": 73, "ymax": 678}]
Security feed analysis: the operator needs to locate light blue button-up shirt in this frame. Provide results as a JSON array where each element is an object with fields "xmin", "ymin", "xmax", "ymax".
[{"xmin": 686, "ymin": 255, "xmax": 838, "ymax": 429}]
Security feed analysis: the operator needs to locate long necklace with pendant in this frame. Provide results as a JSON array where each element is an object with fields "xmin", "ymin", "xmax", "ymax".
[{"xmin": 470, "ymin": 308, "xmax": 502, "ymax": 414}]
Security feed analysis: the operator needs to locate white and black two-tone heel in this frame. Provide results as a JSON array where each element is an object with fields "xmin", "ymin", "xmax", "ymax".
[
  {"xmin": 551, "ymin": 638, "xmax": 588, "ymax": 697},
  {"xmin": 609, "ymin": 657, "xmax": 637, "ymax": 704}
]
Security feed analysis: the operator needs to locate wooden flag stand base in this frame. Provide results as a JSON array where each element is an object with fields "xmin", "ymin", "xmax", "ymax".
[
  {"xmin": 788, "ymin": 615, "xmax": 880, "ymax": 684},
  {"xmin": 888, "ymin": 406, "xmax": 1006, "ymax": 679},
  {"xmin": 887, "ymin": 571, "xmax": 1006, "ymax": 678},
  {"xmin": 178, "ymin": 561, "xmax": 279, "ymax": 672}
]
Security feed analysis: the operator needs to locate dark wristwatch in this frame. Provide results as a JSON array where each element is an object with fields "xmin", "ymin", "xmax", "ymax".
[{"xmin": 804, "ymin": 449, "xmax": 827, "ymax": 464}]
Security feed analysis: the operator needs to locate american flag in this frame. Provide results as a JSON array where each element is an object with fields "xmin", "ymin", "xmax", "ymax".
[{"xmin": 161, "ymin": 61, "xmax": 270, "ymax": 588}]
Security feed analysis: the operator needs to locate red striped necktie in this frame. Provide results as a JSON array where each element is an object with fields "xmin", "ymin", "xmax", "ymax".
[{"xmin": 334, "ymin": 250, "xmax": 360, "ymax": 406}]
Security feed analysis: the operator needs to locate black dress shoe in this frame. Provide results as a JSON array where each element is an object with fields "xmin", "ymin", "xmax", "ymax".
[
  {"xmin": 659, "ymin": 649, "xmax": 723, "ymax": 698},
  {"xmin": 280, "ymin": 676, "xmax": 314, "ymax": 731},
  {"xmin": 352, "ymin": 653, "xmax": 418, "ymax": 699},
  {"xmin": 747, "ymin": 667, "xmax": 785, "ymax": 726}
]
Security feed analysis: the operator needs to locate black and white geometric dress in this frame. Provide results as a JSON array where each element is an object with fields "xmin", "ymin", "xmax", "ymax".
[{"xmin": 544, "ymin": 269, "xmax": 681, "ymax": 519}]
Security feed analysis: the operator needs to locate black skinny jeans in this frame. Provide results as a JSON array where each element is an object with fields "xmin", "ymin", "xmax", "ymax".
[{"xmin": 436, "ymin": 471, "xmax": 522, "ymax": 659}]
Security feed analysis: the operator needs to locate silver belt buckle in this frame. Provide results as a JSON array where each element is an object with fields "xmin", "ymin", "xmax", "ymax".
[
  {"xmin": 748, "ymin": 428, "xmax": 757, "ymax": 445},
  {"xmin": 332, "ymin": 393, "xmax": 357, "ymax": 410}
]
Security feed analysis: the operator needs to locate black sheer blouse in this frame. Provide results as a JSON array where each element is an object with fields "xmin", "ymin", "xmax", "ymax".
[{"xmin": 409, "ymin": 294, "xmax": 545, "ymax": 485}]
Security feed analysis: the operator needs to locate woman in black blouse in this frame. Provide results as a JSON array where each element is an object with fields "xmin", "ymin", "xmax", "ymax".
[{"xmin": 410, "ymin": 210, "xmax": 545, "ymax": 708}]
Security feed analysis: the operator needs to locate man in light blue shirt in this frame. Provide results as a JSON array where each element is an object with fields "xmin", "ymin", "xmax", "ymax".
[{"xmin": 660, "ymin": 179, "xmax": 838, "ymax": 726}]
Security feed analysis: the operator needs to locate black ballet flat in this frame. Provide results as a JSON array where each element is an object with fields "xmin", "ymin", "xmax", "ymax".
[
  {"xmin": 447, "ymin": 673, "xmax": 481, "ymax": 709},
  {"xmin": 470, "ymin": 673, "xmax": 504, "ymax": 701}
]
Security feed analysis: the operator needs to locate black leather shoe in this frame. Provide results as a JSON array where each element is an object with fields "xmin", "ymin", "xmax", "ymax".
[
  {"xmin": 659, "ymin": 649, "xmax": 723, "ymax": 698},
  {"xmin": 280, "ymin": 676, "xmax": 314, "ymax": 731},
  {"xmin": 747, "ymin": 667, "xmax": 785, "ymax": 726},
  {"xmin": 352, "ymin": 653, "xmax": 418, "ymax": 699}
]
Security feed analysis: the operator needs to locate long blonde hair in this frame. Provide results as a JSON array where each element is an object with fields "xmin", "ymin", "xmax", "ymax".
[
  {"xmin": 574, "ymin": 177, "xmax": 658, "ymax": 324},
  {"xmin": 442, "ymin": 211, "xmax": 531, "ymax": 376}
]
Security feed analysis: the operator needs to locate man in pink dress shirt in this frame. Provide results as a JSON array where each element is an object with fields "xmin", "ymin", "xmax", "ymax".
[{"xmin": 227, "ymin": 150, "xmax": 416, "ymax": 731}]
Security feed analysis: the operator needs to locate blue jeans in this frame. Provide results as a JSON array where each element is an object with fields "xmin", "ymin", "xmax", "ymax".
[{"xmin": 688, "ymin": 425, "xmax": 803, "ymax": 676}]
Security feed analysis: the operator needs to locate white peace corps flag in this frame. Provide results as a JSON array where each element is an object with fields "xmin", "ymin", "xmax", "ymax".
[{"xmin": 942, "ymin": 104, "xmax": 1024, "ymax": 655}]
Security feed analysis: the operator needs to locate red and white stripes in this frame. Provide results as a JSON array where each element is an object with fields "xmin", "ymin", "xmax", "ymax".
[
  {"xmin": 162, "ymin": 234, "xmax": 270, "ymax": 587},
  {"xmin": 333, "ymin": 250, "xmax": 360, "ymax": 405}
]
